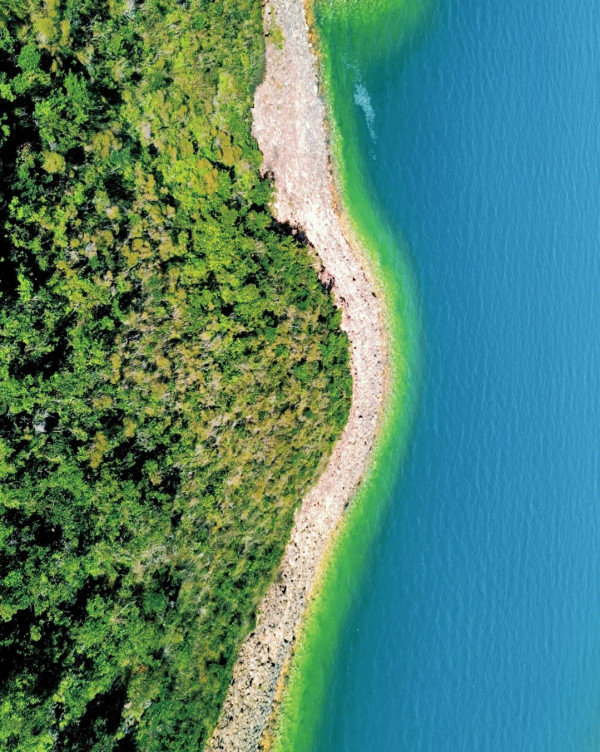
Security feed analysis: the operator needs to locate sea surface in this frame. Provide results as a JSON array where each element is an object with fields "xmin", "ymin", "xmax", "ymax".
[{"xmin": 277, "ymin": 0, "xmax": 600, "ymax": 750}]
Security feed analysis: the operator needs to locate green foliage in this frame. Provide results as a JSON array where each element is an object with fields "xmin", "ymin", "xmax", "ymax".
[
  {"xmin": 267, "ymin": 8, "xmax": 285, "ymax": 50},
  {"xmin": 0, "ymin": 1, "xmax": 351, "ymax": 750}
]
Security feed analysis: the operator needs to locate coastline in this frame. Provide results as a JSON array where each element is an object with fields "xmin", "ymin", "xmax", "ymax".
[{"xmin": 207, "ymin": 1, "xmax": 389, "ymax": 749}]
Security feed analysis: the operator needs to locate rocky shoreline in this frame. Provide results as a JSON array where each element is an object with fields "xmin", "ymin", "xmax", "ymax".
[{"xmin": 207, "ymin": 1, "xmax": 387, "ymax": 749}]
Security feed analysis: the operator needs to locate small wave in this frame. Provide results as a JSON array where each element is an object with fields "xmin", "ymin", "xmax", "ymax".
[{"xmin": 353, "ymin": 82, "xmax": 377, "ymax": 143}]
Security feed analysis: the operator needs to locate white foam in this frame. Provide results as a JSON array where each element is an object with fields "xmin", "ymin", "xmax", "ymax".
[{"xmin": 354, "ymin": 82, "xmax": 377, "ymax": 143}]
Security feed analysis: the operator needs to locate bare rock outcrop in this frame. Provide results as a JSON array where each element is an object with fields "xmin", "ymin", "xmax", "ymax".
[{"xmin": 207, "ymin": 1, "xmax": 387, "ymax": 749}]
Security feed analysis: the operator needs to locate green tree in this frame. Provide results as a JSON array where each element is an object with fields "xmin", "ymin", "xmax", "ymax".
[{"xmin": 0, "ymin": 1, "xmax": 351, "ymax": 750}]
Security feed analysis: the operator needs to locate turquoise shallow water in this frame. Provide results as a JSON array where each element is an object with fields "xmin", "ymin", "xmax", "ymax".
[{"xmin": 309, "ymin": 0, "xmax": 600, "ymax": 750}]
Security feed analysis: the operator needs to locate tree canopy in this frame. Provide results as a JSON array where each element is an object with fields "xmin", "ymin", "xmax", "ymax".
[{"xmin": 0, "ymin": 1, "xmax": 351, "ymax": 749}]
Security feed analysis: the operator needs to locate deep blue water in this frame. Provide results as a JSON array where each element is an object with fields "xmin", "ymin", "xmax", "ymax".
[{"xmin": 315, "ymin": 1, "xmax": 600, "ymax": 750}]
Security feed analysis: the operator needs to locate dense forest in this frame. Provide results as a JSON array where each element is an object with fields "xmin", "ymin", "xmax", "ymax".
[{"xmin": 0, "ymin": 1, "xmax": 351, "ymax": 750}]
